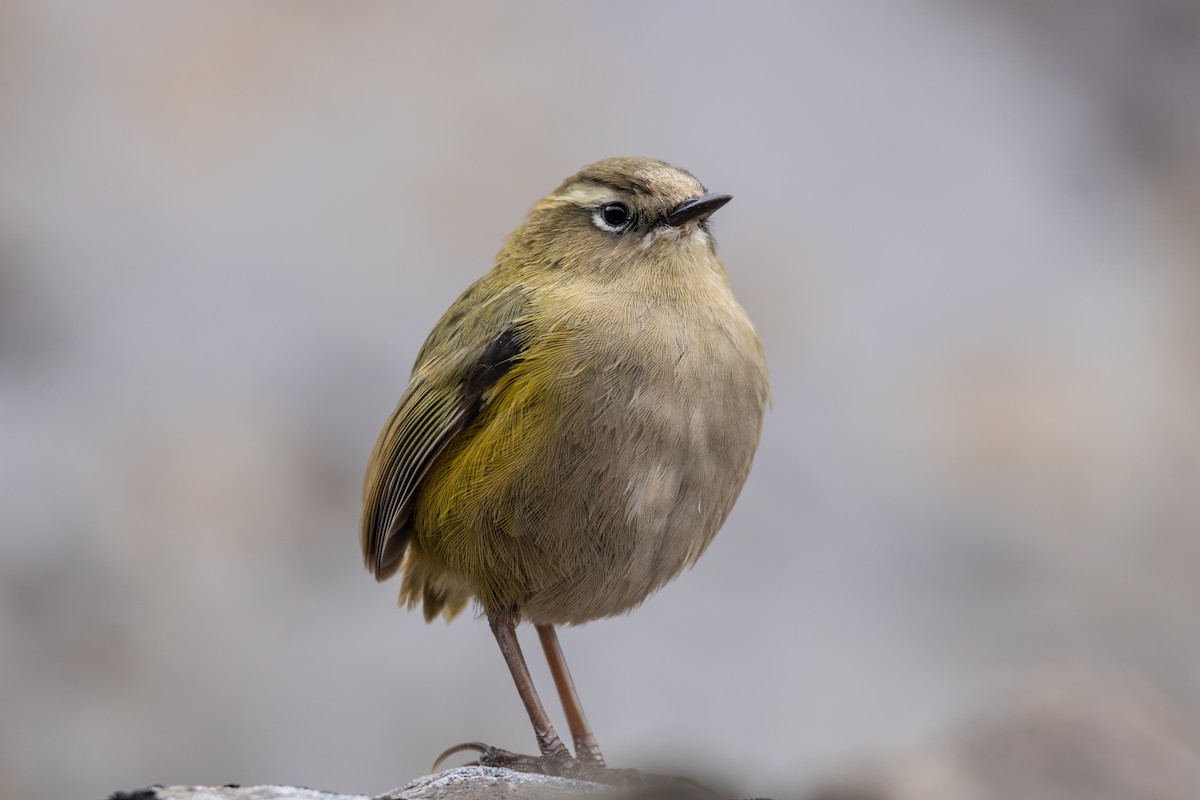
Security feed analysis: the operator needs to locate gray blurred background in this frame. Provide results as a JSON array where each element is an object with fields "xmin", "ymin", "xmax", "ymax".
[{"xmin": 3, "ymin": 2, "xmax": 1200, "ymax": 799}]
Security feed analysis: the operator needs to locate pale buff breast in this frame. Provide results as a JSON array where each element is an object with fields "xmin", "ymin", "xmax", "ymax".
[
  {"xmin": 407, "ymin": 249, "xmax": 768, "ymax": 625},
  {"xmin": 508, "ymin": 274, "xmax": 768, "ymax": 624}
]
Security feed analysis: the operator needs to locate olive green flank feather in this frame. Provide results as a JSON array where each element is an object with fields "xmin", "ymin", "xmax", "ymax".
[{"xmin": 360, "ymin": 276, "xmax": 531, "ymax": 581}]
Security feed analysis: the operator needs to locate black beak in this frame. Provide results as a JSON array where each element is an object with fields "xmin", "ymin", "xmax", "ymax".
[{"xmin": 666, "ymin": 193, "xmax": 732, "ymax": 227}]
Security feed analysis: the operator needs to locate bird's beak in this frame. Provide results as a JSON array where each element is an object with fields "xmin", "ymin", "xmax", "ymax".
[{"xmin": 666, "ymin": 193, "xmax": 732, "ymax": 227}]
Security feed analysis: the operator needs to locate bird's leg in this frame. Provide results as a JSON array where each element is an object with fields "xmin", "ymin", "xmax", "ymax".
[
  {"xmin": 535, "ymin": 624, "xmax": 606, "ymax": 766},
  {"xmin": 488, "ymin": 613, "xmax": 573, "ymax": 762},
  {"xmin": 434, "ymin": 615, "xmax": 640, "ymax": 784},
  {"xmin": 432, "ymin": 617, "xmax": 707, "ymax": 791},
  {"xmin": 436, "ymin": 615, "xmax": 574, "ymax": 775}
]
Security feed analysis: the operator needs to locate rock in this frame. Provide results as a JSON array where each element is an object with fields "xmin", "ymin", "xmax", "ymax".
[
  {"xmin": 381, "ymin": 767, "xmax": 616, "ymax": 800},
  {"xmin": 112, "ymin": 767, "xmax": 620, "ymax": 800}
]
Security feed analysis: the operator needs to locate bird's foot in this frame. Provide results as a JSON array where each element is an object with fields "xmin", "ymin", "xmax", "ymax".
[
  {"xmin": 433, "ymin": 741, "xmax": 637, "ymax": 784},
  {"xmin": 432, "ymin": 742, "xmax": 724, "ymax": 796},
  {"xmin": 432, "ymin": 743, "xmax": 619, "ymax": 782}
]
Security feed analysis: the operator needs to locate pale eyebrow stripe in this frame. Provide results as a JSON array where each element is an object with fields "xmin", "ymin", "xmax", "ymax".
[{"xmin": 553, "ymin": 183, "xmax": 621, "ymax": 207}]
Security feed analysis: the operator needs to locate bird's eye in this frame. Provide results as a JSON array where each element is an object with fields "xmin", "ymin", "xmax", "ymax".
[{"xmin": 593, "ymin": 202, "xmax": 633, "ymax": 232}]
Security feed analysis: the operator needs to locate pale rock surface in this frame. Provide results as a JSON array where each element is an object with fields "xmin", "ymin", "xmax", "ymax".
[{"xmin": 113, "ymin": 767, "xmax": 615, "ymax": 800}]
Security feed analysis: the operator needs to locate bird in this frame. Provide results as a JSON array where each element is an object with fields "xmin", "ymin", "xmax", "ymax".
[{"xmin": 359, "ymin": 157, "xmax": 769, "ymax": 778}]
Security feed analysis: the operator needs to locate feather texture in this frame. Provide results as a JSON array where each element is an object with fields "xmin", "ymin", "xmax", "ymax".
[{"xmin": 359, "ymin": 157, "xmax": 769, "ymax": 625}]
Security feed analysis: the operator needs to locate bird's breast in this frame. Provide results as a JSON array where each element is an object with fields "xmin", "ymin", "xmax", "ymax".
[
  {"xmin": 510, "ymin": 281, "xmax": 766, "ymax": 617},
  {"xmin": 415, "ymin": 274, "xmax": 767, "ymax": 624}
]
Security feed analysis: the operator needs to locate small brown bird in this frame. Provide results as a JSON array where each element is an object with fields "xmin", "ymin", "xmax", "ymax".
[{"xmin": 360, "ymin": 157, "xmax": 768, "ymax": 777}]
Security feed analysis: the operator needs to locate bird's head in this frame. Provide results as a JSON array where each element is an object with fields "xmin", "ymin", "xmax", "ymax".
[{"xmin": 505, "ymin": 157, "xmax": 732, "ymax": 279}]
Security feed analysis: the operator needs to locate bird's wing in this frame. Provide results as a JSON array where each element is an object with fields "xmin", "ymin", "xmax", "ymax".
[{"xmin": 360, "ymin": 279, "xmax": 529, "ymax": 581}]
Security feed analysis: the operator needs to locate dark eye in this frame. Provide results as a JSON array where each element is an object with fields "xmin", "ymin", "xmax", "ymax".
[{"xmin": 593, "ymin": 202, "xmax": 633, "ymax": 232}]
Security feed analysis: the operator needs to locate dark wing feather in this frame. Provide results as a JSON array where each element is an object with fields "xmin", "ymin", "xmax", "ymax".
[
  {"xmin": 360, "ymin": 279, "xmax": 530, "ymax": 581},
  {"xmin": 361, "ymin": 379, "xmax": 467, "ymax": 579}
]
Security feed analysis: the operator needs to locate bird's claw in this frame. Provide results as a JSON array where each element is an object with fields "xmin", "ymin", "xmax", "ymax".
[
  {"xmin": 433, "ymin": 740, "xmax": 638, "ymax": 782},
  {"xmin": 431, "ymin": 741, "xmax": 492, "ymax": 773},
  {"xmin": 434, "ymin": 741, "xmax": 571, "ymax": 775},
  {"xmin": 432, "ymin": 742, "xmax": 730, "ymax": 797}
]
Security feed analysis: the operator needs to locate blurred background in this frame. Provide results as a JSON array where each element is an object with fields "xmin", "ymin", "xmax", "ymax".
[{"xmin": 3, "ymin": 2, "xmax": 1200, "ymax": 798}]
